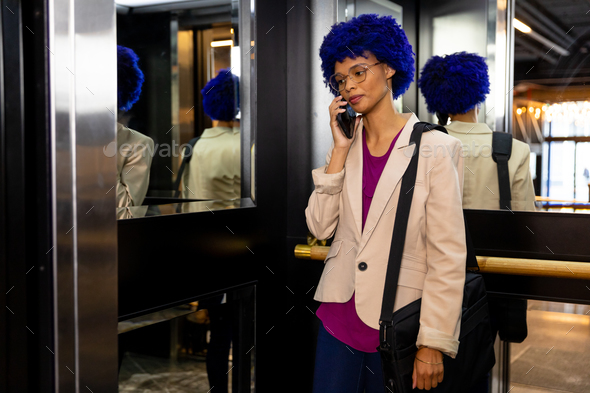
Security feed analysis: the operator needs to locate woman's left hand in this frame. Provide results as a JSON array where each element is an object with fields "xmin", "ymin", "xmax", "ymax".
[{"xmin": 412, "ymin": 347, "xmax": 444, "ymax": 390}]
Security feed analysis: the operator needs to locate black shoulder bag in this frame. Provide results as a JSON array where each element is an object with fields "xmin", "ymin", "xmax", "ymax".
[
  {"xmin": 491, "ymin": 131, "xmax": 513, "ymax": 211},
  {"xmin": 173, "ymin": 136, "xmax": 201, "ymax": 198},
  {"xmin": 377, "ymin": 122, "xmax": 496, "ymax": 393},
  {"xmin": 490, "ymin": 131, "xmax": 528, "ymax": 343}
]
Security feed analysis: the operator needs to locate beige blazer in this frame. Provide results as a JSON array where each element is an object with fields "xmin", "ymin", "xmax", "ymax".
[
  {"xmin": 445, "ymin": 121, "xmax": 536, "ymax": 211},
  {"xmin": 181, "ymin": 126, "xmax": 241, "ymax": 212},
  {"xmin": 116, "ymin": 123, "xmax": 154, "ymax": 219},
  {"xmin": 306, "ymin": 114, "xmax": 466, "ymax": 358}
]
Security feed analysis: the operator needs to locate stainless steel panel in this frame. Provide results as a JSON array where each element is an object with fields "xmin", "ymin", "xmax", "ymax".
[
  {"xmin": 240, "ymin": 0, "xmax": 255, "ymax": 200},
  {"xmin": 49, "ymin": 0, "xmax": 118, "ymax": 391},
  {"xmin": 504, "ymin": 0, "xmax": 515, "ymax": 134},
  {"xmin": 310, "ymin": 0, "xmax": 337, "ymax": 170},
  {"xmin": 486, "ymin": 0, "xmax": 513, "ymax": 132},
  {"xmin": 50, "ymin": 0, "xmax": 78, "ymax": 388}
]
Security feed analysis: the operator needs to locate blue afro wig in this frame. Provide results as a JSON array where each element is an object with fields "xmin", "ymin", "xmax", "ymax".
[
  {"xmin": 319, "ymin": 14, "xmax": 414, "ymax": 99},
  {"xmin": 117, "ymin": 45, "xmax": 144, "ymax": 112},
  {"xmin": 418, "ymin": 52, "xmax": 490, "ymax": 115},
  {"xmin": 202, "ymin": 68, "xmax": 240, "ymax": 122}
]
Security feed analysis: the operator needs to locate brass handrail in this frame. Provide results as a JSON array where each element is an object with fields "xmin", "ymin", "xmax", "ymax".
[{"xmin": 294, "ymin": 244, "xmax": 590, "ymax": 280}]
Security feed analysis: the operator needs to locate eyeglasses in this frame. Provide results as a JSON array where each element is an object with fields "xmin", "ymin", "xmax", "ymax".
[{"xmin": 329, "ymin": 62, "xmax": 382, "ymax": 92}]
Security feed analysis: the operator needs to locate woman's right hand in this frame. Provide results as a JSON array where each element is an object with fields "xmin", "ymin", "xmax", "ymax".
[{"xmin": 329, "ymin": 95, "xmax": 361, "ymax": 150}]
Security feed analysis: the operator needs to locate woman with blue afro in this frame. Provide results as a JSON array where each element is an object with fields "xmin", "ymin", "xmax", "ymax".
[
  {"xmin": 201, "ymin": 67, "xmax": 240, "ymax": 122},
  {"xmin": 306, "ymin": 14, "xmax": 468, "ymax": 392},
  {"xmin": 418, "ymin": 51, "xmax": 490, "ymax": 126},
  {"xmin": 419, "ymin": 52, "xmax": 535, "ymax": 211},
  {"xmin": 181, "ymin": 68, "xmax": 241, "ymax": 207},
  {"xmin": 116, "ymin": 45, "xmax": 154, "ymax": 219}
]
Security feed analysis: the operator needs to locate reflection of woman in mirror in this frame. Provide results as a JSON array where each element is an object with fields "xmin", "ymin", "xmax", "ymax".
[
  {"xmin": 419, "ymin": 52, "xmax": 536, "ymax": 211},
  {"xmin": 116, "ymin": 45, "xmax": 154, "ymax": 219},
  {"xmin": 181, "ymin": 68, "xmax": 240, "ymax": 204},
  {"xmin": 306, "ymin": 14, "xmax": 468, "ymax": 392}
]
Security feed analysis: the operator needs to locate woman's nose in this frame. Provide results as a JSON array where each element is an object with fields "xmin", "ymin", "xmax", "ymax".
[{"xmin": 344, "ymin": 79, "xmax": 356, "ymax": 93}]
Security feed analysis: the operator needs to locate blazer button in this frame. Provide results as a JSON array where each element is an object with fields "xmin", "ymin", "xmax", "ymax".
[{"xmin": 358, "ymin": 262, "xmax": 368, "ymax": 271}]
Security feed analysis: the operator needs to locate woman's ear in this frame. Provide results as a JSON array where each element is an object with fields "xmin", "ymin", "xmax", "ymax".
[{"xmin": 385, "ymin": 64, "xmax": 396, "ymax": 80}]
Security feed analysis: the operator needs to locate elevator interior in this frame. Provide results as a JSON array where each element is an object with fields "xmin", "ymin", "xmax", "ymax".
[{"xmin": 1, "ymin": 0, "xmax": 590, "ymax": 392}]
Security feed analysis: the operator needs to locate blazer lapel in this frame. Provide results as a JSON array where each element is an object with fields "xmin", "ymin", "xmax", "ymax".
[
  {"xmin": 358, "ymin": 114, "xmax": 419, "ymax": 252},
  {"xmin": 345, "ymin": 119, "xmax": 364, "ymax": 237}
]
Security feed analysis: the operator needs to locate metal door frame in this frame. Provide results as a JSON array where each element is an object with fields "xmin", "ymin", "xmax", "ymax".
[{"xmin": 47, "ymin": 0, "xmax": 119, "ymax": 390}]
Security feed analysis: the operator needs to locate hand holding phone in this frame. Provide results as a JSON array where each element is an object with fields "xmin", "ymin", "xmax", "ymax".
[
  {"xmin": 326, "ymin": 96, "xmax": 358, "ymax": 174},
  {"xmin": 337, "ymin": 104, "xmax": 357, "ymax": 139}
]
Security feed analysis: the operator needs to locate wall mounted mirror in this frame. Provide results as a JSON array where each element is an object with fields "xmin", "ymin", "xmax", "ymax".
[
  {"xmin": 512, "ymin": 0, "xmax": 590, "ymax": 213},
  {"xmin": 118, "ymin": 285, "xmax": 255, "ymax": 392},
  {"xmin": 418, "ymin": 0, "xmax": 590, "ymax": 214},
  {"xmin": 114, "ymin": 0, "xmax": 255, "ymax": 219}
]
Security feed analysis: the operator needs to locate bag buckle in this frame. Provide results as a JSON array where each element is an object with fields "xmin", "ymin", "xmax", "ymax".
[{"xmin": 379, "ymin": 320, "xmax": 393, "ymax": 347}]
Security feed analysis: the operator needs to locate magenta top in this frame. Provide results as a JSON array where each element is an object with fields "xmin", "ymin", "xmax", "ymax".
[{"xmin": 316, "ymin": 127, "xmax": 401, "ymax": 353}]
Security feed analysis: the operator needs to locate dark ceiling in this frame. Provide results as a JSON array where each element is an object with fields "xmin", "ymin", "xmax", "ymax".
[{"xmin": 514, "ymin": 0, "xmax": 590, "ymax": 86}]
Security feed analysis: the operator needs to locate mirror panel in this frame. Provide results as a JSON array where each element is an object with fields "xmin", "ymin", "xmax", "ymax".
[
  {"xmin": 115, "ymin": 0, "xmax": 254, "ymax": 219},
  {"xmin": 118, "ymin": 286, "xmax": 256, "ymax": 392},
  {"xmin": 418, "ymin": 0, "xmax": 590, "ymax": 213},
  {"xmin": 512, "ymin": 0, "xmax": 590, "ymax": 212}
]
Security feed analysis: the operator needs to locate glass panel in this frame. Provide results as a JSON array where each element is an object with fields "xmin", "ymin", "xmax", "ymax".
[
  {"xmin": 114, "ymin": 0, "xmax": 254, "ymax": 219},
  {"xmin": 118, "ymin": 286, "xmax": 255, "ymax": 392},
  {"xmin": 509, "ymin": 300, "xmax": 590, "ymax": 392},
  {"xmin": 513, "ymin": 0, "xmax": 590, "ymax": 213},
  {"xmin": 544, "ymin": 141, "xmax": 575, "ymax": 200},
  {"xmin": 575, "ymin": 143, "xmax": 590, "ymax": 203}
]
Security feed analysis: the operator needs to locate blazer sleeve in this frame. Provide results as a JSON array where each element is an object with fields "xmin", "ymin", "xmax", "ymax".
[
  {"xmin": 116, "ymin": 137, "xmax": 154, "ymax": 216},
  {"xmin": 305, "ymin": 143, "xmax": 345, "ymax": 240},
  {"xmin": 416, "ymin": 138, "xmax": 467, "ymax": 358},
  {"xmin": 512, "ymin": 143, "xmax": 536, "ymax": 211}
]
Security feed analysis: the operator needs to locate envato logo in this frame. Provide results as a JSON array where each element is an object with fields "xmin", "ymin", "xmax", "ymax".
[
  {"xmin": 403, "ymin": 141, "xmax": 493, "ymax": 159},
  {"xmin": 103, "ymin": 141, "xmax": 195, "ymax": 158}
]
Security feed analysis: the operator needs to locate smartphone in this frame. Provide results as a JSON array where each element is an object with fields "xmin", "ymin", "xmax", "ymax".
[{"xmin": 337, "ymin": 103, "xmax": 357, "ymax": 139}]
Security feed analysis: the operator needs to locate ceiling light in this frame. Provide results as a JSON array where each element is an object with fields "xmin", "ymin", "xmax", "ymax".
[
  {"xmin": 116, "ymin": 0, "xmax": 194, "ymax": 7},
  {"xmin": 211, "ymin": 40, "xmax": 233, "ymax": 47},
  {"xmin": 513, "ymin": 19, "xmax": 531, "ymax": 33},
  {"xmin": 514, "ymin": 18, "xmax": 570, "ymax": 56}
]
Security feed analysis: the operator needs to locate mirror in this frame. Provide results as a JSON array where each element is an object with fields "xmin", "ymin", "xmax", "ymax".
[
  {"xmin": 118, "ymin": 286, "xmax": 255, "ymax": 392},
  {"xmin": 418, "ymin": 0, "xmax": 589, "ymax": 213},
  {"xmin": 416, "ymin": 1, "xmax": 537, "ymax": 212},
  {"xmin": 114, "ymin": 0, "xmax": 254, "ymax": 219},
  {"xmin": 512, "ymin": 0, "xmax": 590, "ymax": 213}
]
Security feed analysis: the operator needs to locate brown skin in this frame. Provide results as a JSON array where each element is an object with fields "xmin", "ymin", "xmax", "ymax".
[
  {"xmin": 326, "ymin": 52, "xmax": 445, "ymax": 390},
  {"xmin": 326, "ymin": 52, "xmax": 411, "ymax": 174},
  {"xmin": 450, "ymin": 106, "xmax": 479, "ymax": 123},
  {"xmin": 212, "ymin": 120, "xmax": 240, "ymax": 127}
]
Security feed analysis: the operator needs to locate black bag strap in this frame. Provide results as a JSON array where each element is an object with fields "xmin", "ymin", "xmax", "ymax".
[
  {"xmin": 173, "ymin": 136, "xmax": 200, "ymax": 198},
  {"xmin": 379, "ymin": 122, "xmax": 478, "ymax": 327},
  {"xmin": 464, "ymin": 214, "xmax": 479, "ymax": 270},
  {"xmin": 491, "ymin": 132, "xmax": 513, "ymax": 210}
]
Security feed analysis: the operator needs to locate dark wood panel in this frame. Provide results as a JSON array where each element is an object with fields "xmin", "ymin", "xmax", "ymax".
[
  {"xmin": 466, "ymin": 209, "xmax": 590, "ymax": 304},
  {"xmin": 118, "ymin": 207, "xmax": 261, "ymax": 320}
]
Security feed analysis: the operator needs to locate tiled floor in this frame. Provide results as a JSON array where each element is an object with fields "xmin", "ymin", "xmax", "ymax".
[
  {"xmin": 118, "ymin": 300, "xmax": 589, "ymax": 392},
  {"xmin": 119, "ymin": 352, "xmax": 232, "ymax": 392},
  {"xmin": 509, "ymin": 300, "xmax": 590, "ymax": 393}
]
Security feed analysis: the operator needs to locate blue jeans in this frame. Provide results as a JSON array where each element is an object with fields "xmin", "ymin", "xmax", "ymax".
[{"xmin": 313, "ymin": 323, "xmax": 385, "ymax": 393}]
